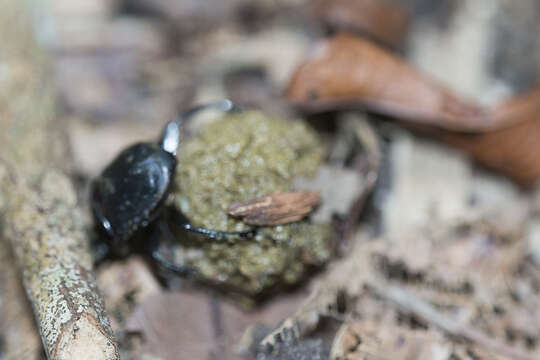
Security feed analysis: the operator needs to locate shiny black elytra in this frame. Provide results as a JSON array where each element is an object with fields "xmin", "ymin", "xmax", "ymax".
[
  {"xmin": 91, "ymin": 100, "xmax": 255, "ymax": 275},
  {"xmin": 92, "ymin": 143, "xmax": 175, "ymax": 242}
]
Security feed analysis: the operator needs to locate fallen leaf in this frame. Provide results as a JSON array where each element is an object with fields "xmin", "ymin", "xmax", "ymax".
[
  {"xmin": 287, "ymin": 33, "xmax": 540, "ymax": 185},
  {"xmin": 438, "ymin": 93, "xmax": 540, "ymax": 185},
  {"xmin": 287, "ymin": 33, "xmax": 490, "ymax": 132},
  {"xmin": 403, "ymin": 87, "xmax": 540, "ymax": 185},
  {"xmin": 124, "ymin": 290, "xmax": 309, "ymax": 360},
  {"xmin": 311, "ymin": 0, "xmax": 410, "ymax": 48},
  {"xmin": 228, "ymin": 190, "xmax": 321, "ymax": 226}
]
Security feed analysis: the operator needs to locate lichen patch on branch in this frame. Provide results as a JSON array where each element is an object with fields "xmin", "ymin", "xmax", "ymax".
[{"xmin": 3, "ymin": 171, "xmax": 119, "ymax": 360}]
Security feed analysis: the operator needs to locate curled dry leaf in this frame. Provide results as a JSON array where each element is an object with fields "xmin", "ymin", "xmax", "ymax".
[
  {"xmin": 227, "ymin": 190, "xmax": 321, "ymax": 226},
  {"xmin": 311, "ymin": 0, "xmax": 410, "ymax": 48},
  {"xmin": 437, "ymin": 88, "xmax": 540, "ymax": 185},
  {"xmin": 287, "ymin": 33, "xmax": 540, "ymax": 185},
  {"xmin": 438, "ymin": 120, "xmax": 540, "ymax": 186},
  {"xmin": 287, "ymin": 33, "xmax": 490, "ymax": 132}
]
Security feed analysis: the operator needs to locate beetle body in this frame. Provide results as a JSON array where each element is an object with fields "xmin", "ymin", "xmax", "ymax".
[
  {"xmin": 91, "ymin": 142, "xmax": 176, "ymax": 252},
  {"xmin": 90, "ymin": 100, "xmax": 250, "ymax": 273}
]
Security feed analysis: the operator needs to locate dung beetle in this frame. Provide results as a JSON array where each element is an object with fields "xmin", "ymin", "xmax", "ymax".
[{"xmin": 91, "ymin": 100, "xmax": 256, "ymax": 275}]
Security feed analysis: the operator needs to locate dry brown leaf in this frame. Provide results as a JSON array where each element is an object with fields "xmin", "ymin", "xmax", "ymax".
[
  {"xmin": 287, "ymin": 33, "xmax": 540, "ymax": 185},
  {"xmin": 287, "ymin": 33, "xmax": 491, "ymax": 132},
  {"xmin": 311, "ymin": 0, "xmax": 410, "ymax": 48},
  {"xmin": 401, "ymin": 87, "xmax": 540, "ymax": 185},
  {"xmin": 227, "ymin": 190, "xmax": 321, "ymax": 226},
  {"xmin": 125, "ymin": 290, "xmax": 309, "ymax": 360},
  {"xmin": 437, "ymin": 90, "xmax": 540, "ymax": 185}
]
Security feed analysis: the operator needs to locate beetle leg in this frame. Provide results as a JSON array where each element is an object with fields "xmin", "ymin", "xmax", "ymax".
[
  {"xmin": 180, "ymin": 223, "xmax": 257, "ymax": 239},
  {"xmin": 168, "ymin": 205, "xmax": 257, "ymax": 240},
  {"xmin": 151, "ymin": 249, "xmax": 198, "ymax": 276},
  {"xmin": 149, "ymin": 220, "xmax": 198, "ymax": 276}
]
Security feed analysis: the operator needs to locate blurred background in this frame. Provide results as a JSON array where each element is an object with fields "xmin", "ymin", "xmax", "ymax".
[{"xmin": 44, "ymin": 0, "xmax": 540, "ymax": 180}]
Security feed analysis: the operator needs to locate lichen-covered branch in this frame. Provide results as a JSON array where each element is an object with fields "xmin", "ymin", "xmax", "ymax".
[
  {"xmin": 0, "ymin": 1, "xmax": 119, "ymax": 359},
  {"xmin": 1, "ymin": 170, "xmax": 119, "ymax": 360}
]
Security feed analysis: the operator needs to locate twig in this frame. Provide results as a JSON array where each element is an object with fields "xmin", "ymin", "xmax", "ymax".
[
  {"xmin": 2, "ymin": 171, "xmax": 120, "ymax": 360},
  {"xmin": 369, "ymin": 283, "xmax": 537, "ymax": 360},
  {"xmin": 339, "ymin": 115, "xmax": 380, "ymax": 244},
  {"xmin": 0, "ymin": 1, "xmax": 119, "ymax": 359}
]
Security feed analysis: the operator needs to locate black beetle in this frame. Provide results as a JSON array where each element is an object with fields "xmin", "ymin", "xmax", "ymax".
[{"xmin": 91, "ymin": 100, "xmax": 256, "ymax": 274}]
